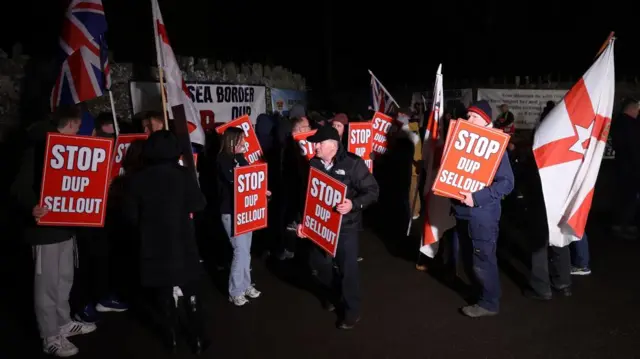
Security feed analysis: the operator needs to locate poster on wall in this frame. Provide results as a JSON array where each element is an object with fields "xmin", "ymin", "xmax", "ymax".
[
  {"xmin": 129, "ymin": 81, "xmax": 267, "ymax": 131},
  {"xmin": 476, "ymin": 88, "xmax": 567, "ymax": 129},
  {"xmin": 271, "ymin": 88, "xmax": 306, "ymax": 116}
]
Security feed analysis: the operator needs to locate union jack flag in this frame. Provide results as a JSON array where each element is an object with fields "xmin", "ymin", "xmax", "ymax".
[
  {"xmin": 51, "ymin": 0, "xmax": 110, "ymax": 111},
  {"xmin": 370, "ymin": 71, "xmax": 398, "ymax": 114}
]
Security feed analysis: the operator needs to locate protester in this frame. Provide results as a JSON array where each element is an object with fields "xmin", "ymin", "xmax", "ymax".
[
  {"xmin": 297, "ymin": 126, "xmax": 379, "ymax": 329},
  {"xmin": 141, "ymin": 111, "xmax": 166, "ymax": 134}
]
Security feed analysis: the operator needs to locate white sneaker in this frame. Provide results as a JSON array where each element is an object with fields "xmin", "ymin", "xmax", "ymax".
[
  {"xmin": 43, "ymin": 335, "xmax": 79, "ymax": 357},
  {"xmin": 245, "ymin": 286, "xmax": 261, "ymax": 299},
  {"xmin": 60, "ymin": 320, "xmax": 97, "ymax": 337},
  {"xmin": 229, "ymin": 295, "xmax": 249, "ymax": 306}
]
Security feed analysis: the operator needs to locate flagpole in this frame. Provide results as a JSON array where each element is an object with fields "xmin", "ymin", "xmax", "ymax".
[
  {"xmin": 595, "ymin": 31, "xmax": 615, "ymax": 59},
  {"xmin": 158, "ymin": 68, "xmax": 170, "ymax": 130},
  {"xmin": 107, "ymin": 90, "xmax": 120, "ymax": 137},
  {"xmin": 151, "ymin": 0, "xmax": 170, "ymax": 130},
  {"xmin": 368, "ymin": 69, "xmax": 401, "ymax": 109}
]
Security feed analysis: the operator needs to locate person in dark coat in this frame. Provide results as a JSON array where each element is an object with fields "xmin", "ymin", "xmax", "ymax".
[
  {"xmin": 451, "ymin": 101, "xmax": 514, "ymax": 318},
  {"xmin": 216, "ymin": 127, "xmax": 270, "ymax": 306},
  {"xmin": 121, "ymin": 130, "xmax": 207, "ymax": 354}
]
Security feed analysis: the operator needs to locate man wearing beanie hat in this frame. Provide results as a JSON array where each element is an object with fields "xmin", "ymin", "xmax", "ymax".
[{"xmin": 452, "ymin": 100, "xmax": 514, "ymax": 318}]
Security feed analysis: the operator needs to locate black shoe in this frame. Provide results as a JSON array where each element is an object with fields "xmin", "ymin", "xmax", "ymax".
[
  {"xmin": 322, "ymin": 300, "xmax": 336, "ymax": 312},
  {"xmin": 523, "ymin": 289, "xmax": 552, "ymax": 301},
  {"xmin": 338, "ymin": 317, "xmax": 360, "ymax": 330},
  {"xmin": 183, "ymin": 295, "xmax": 210, "ymax": 355},
  {"xmin": 553, "ymin": 286, "xmax": 572, "ymax": 297}
]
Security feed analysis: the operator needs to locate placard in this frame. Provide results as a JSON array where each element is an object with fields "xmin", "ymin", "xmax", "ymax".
[
  {"xmin": 216, "ymin": 115, "xmax": 264, "ymax": 164},
  {"xmin": 301, "ymin": 167, "xmax": 348, "ymax": 257},
  {"xmin": 293, "ymin": 130, "xmax": 317, "ymax": 161},
  {"xmin": 233, "ymin": 163, "xmax": 268, "ymax": 236},
  {"xmin": 38, "ymin": 133, "xmax": 114, "ymax": 227},
  {"xmin": 110, "ymin": 134, "xmax": 148, "ymax": 180},
  {"xmin": 371, "ymin": 111, "xmax": 395, "ymax": 155},
  {"xmin": 347, "ymin": 122, "xmax": 373, "ymax": 172},
  {"xmin": 432, "ymin": 120, "xmax": 510, "ymax": 200}
]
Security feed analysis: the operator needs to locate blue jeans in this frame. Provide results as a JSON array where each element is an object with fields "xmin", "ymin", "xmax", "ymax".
[
  {"xmin": 221, "ymin": 214, "xmax": 253, "ymax": 297},
  {"xmin": 570, "ymin": 234, "xmax": 590, "ymax": 268}
]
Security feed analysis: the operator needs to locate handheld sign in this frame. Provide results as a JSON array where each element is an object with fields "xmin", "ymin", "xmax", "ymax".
[
  {"xmin": 39, "ymin": 133, "xmax": 114, "ymax": 227},
  {"xmin": 371, "ymin": 112, "xmax": 395, "ymax": 155},
  {"xmin": 293, "ymin": 130, "xmax": 317, "ymax": 161},
  {"xmin": 347, "ymin": 122, "xmax": 373, "ymax": 172},
  {"xmin": 233, "ymin": 163, "xmax": 268, "ymax": 236},
  {"xmin": 215, "ymin": 115, "xmax": 264, "ymax": 164},
  {"xmin": 110, "ymin": 134, "xmax": 148, "ymax": 180},
  {"xmin": 432, "ymin": 120, "xmax": 459, "ymax": 197},
  {"xmin": 301, "ymin": 167, "xmax": 348, "ymax": 257},
  {"xmin": 432, "ymin": 120, "xmax": 510, "ymax": 200}
]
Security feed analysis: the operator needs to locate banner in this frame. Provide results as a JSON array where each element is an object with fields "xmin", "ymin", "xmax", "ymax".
[
  {"xmin": 347, "ymin": 122, "xmax": 373, "ymax": 172},
  {"xmin": 477, "ymin": 88, "xmax": 567, "ymax": 129},
  {"xmin": 271, "ymin": 88, "xmax": 307, "ymax": 116},
  {"xmin": 293, "ymin": 130, "xmax": 317, "ymax": 160},
  {"xmin": 233, "ymin": 163, "xmax": 268, "ymax": 236},
  {"xmin": 39, "ymin": 134, "xmax": 113, "ymax": 227},
  {"xmin": 371, "ymin": 112, "xmax": 395, "ymax": 155},
  {"xmin": 129, "ymin": 81, "xmax": 267, "ymax": 131},
  {"xmin": 215, "ymin": 115, "xmax": 264, "ymax": 164},
  {"xmin": 432, "ymin": 120, "xmax": 510, "ymax": 200},
  {"xmin": 110, "ymin": 134, "xmax": 148, "ymax": 180},
  {"xmin": 302, "ymin": 168, "xmax": 347, "ymax": 257}
]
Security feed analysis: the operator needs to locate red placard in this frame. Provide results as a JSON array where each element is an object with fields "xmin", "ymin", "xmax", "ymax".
[
  {"xmin": 301, "ymin": 167, "xmax": 348, "ymax": 257},
  {"xmin": 293, "ymin": 130, "xmax": 317, "ymax": 160},
  {"xmin": 347, "ymin": 122, "xmax": 373, "ymax": 172},
  {"xmin": 432, "ymin": 120, "xmax": 510, "ymax": 200},
  {"xmin": 215, "ymin": 115, "xmax": 264, "ymax": 164},
  {"xmin": 38, "ymin": 133, "xmax": 114, "ymax": 227},
  {"xmin": 233, "ymin": 163, "xmax": 268, "ymax": 236},
  {"xmin": 110, "ymin": 134, "xmax": 148, "ymax": 180},
  {"xmin": 371, "ymin": 111, "xmax": 395, "ymax": 155}
]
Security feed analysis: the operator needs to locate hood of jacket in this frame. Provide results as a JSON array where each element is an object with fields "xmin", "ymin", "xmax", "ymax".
[{"xmin": 142, "ymin": 130, "xmax": 181, "ymax": 165}]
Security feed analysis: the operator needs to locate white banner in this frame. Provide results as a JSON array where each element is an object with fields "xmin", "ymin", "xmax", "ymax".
[
  {"xmin": 477, "ymin": 88, "xmax": 567, "ymax": 129},
  {"xmin": 129, "ymin": 81, "xmax": 267, "ymax": 129}
]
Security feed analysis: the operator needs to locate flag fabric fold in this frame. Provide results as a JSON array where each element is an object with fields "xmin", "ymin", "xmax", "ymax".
[
  {"xmin": 369, "ymin": 70, "xmax": 399, "ymax": 114},
  {"xmin": 51, "ymin": 0, "xmax": 110, "ymax": 111},
  {"xmin": 421, "ymin": 64, "xmax": 455, "ymax": 257},
  {"xmin": 533, "ymin": 39, "xmax": 615, "ymax": 248},
  {"xmin": 151, "ymin": 0, "xmax": 205, "ymax": 146}
]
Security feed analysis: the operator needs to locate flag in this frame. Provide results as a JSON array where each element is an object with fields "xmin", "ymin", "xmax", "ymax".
[
  {"xmin": 420, "ymin": 64, "xmax": 455, "ymax": 257},
  {"xmin": 532, "ymin": 38, "xmax": 615, "ymax": 247},
  {"xmin": 369, "ymin": 71, "xmax": 398, "ymax": 114},
  {"xmin": 151, "ymin": 0, "xmax": 205, "ymax": 146},
  {"xmin": 50, "ymin": 0, "xmax": 110, "ymax": 111}
]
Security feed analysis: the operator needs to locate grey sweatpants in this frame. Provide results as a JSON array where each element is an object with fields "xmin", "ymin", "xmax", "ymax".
[{"xmin": 33, "ymin": 239, "xmax": 75, "ymax": 338}]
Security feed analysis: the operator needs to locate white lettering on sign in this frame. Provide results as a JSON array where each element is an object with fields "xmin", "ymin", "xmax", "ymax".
[
  {"xmin": 50, "ymin": 145, "xmax": 107, "ymax": 172},
  {"xmin": 372, "ymin": 143, "xmax": 386, "ymax": 154},
  {"xmin": 350, "ymin": 129, "xmax": 371, "ymax": 145},
  {"xmin": 438, "ymin": 169, "xmax": 487, "ymax": 192},
  {"xmin": 314, "ymin": 204, "xmax": 331, "ymax": 221},
  {"xmin": 237, "ymin": 171, "xmax": 265, "ymax": 193},
  {"xmin": 236, "ymin": 208, "xmax": 266, "ymax": 225},
  {"xmin": 355, "ymin": 147, "xmax": 365, "ymax": 157},
  {"xmin": 114, "ymin": 143, "xmax": 131, "ymax": 163},
  {"xmin": 244, "ymin": 194, "xmax": 258, "ymax": 207},
  {"xmin": 310, "ymin": 177, "xmax": 343, "ymax": 207},
  {"xmin": 237, "ymin": 121, "xmax": 251, "ymax": 138},
  {"xmin": 373, "ymin": 133, "xmax": 387, "ymax": 144},
  {"xmin": 456, "ymin": 157, "xmax": 481, "ymax": 174},
  {"xmin": 304, "ymin": 215, "xmax": 337, "ymax": 245},
  {"xmin": 453, "ymin": 130, "xmax": 500, "ymax": 160},
  {"xmin": 61, "ymin": 176, "xmax": 90, "ymax": 192},
  {"xmin": 372, "ymin": 117, "xmax": 392, "ymax": 133},
  {"xmin": 43, "ymin": 196, "xmax": 103, "ymax": 214},
  {"xmin": 299, "ymin": 139, "xmax": 314, "ymax": 157}
]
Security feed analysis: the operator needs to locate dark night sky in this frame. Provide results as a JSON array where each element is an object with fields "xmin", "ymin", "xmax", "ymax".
[{"xmin": 0, "ymin": 0, "xmax": 636, "ymax": 92}]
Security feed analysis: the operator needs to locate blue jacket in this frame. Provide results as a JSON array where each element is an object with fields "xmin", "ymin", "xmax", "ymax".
[{"xmin": 451, "ymin": 153, "xmax": 514, "ymax": 220}]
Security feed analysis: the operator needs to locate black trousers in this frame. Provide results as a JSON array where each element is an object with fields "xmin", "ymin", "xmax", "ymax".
[
  {"xmin": 529, "ymin": 241, "xmax": 571, "ymax": 296},
  {"xmin": 71, "ymin": 228, "xmax": 110, "ymax": 310},
  {"xmin": 309, "ymin": 230, "xmax": 361, "ymax": 321}
]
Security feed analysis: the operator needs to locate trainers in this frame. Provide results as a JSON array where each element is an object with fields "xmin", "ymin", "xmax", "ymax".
[
  {"xmin": 571, "ymin": 266, "xmax": 592, "ymax": 276},
  {"xmin": 43, "ymin": 335, "xmax": 79, "ymax": 357},
  {"xmin": 461, "ymin": 304, "xmax": 498, "ymax": 318},
  {"xmin": 229, "ymin": 295, "xmax": 249, "ymax": 306},
  {"xmin": 59, "ymin": 320, "xmax": 97, "ymax": 337},
  {"xmin": 96, "ymin": 296, "xmax": 128, "ymax": 313},
  {"xmin": 74, "ymin": 304, "xmax": 99, "ymax": 323},
  {"xmin": 245, "ymin": 286, "xmax": 261, "ymax": 299}
]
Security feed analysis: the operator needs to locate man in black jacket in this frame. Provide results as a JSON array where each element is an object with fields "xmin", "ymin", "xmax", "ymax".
[
  {"xmin": 297, "ymin": 126, "xmax": 379, "ymax": 329},
  {"xmin": 11, "ymin": 106, "xmax": 97, "ymax": 357}
]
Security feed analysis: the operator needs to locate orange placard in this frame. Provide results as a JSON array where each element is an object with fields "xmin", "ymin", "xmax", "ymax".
[
  {"xmin": 233, "ymin": 163, "xmax": 268, "ymax": 236},
  {"xmin": 347, "ymin": 122, "xmax": 373, "ymax": 172},
  {"xmin": 110, "ymin": 134, "xmax": 148, "ymax": 180},
  {"xmin": 293, "ymin": 130, "xmax": 317, "ymax": 160},
  {"xmin": 432, "ymin": 120, "xmax": 510, "ymax": 200},
  {"xmin": 216, "ymin": 115, "xmax": 264, "ymax": 164},
  {"xmin": 370, "ymin": 112, "xmax": 394, "ymax": 155},
  {"xmin": 302, "ymin": 167, "xmax": 347, "ymax": 257},
  {"xmin": 38, "ymin": 133, "xmax": 114, "ymax": 227}
]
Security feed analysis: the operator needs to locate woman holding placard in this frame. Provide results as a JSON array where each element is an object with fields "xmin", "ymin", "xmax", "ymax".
[{"xmin": 217, "ymin": 127, "xmax": 270, "ymax": 307}]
